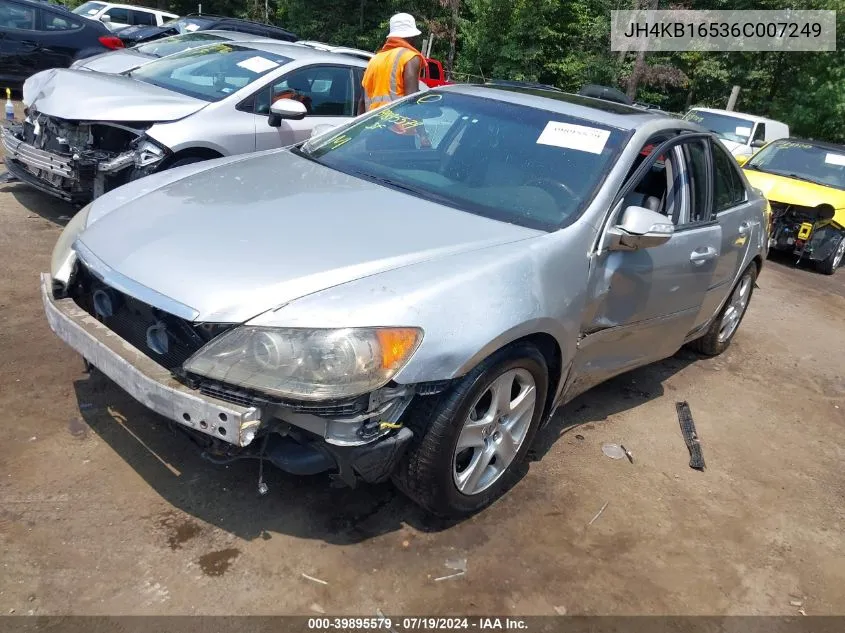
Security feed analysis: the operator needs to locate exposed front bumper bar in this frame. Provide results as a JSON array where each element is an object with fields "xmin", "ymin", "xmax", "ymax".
[
  {"xmin": 1, "ymin": 125, "xmax": 73, "ymax": 178},
  {"xmin": 40, "ymin": 273, "xmax": 261, "ymax": 447}
]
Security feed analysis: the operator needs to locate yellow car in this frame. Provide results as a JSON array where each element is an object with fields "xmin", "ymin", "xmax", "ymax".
[{"xmin": 741, "ymin": 138, "xmax": 845, "ymax": 275}]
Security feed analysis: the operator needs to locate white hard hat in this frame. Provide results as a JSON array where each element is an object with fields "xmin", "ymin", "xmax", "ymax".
[{"xmin": 388, "ymin": 13, "xmax": 422, "ymax": 38}]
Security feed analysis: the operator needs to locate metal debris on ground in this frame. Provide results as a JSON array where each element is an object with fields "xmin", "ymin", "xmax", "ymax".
[
  {"xmin": 554, "ymin": 606, "xmax": 567, "ymax": 615},
  {"xmin": 310, "ymin": 603, "xmax": 326, "ymax": 614},
  {"xmin": 676, "ymin": 401, "xmax": 706, "ymax": 470},
  {"xmin": 434, "ymin": 558, "xmax": 467, "ymax": 582},
  {"xmin": 790, "ymin": 599, "xmax": 804, "ymax": 607},
  {"xmin": 301, "ymin": 572, "xmax": 329, "ymax": 586},
  {"xmin": 575, "ymin": 434, "xmax": 585, "ymax": 441},
  {"xmin": 376, "ymin": 609, "xmax": 399, "ymax": 633},
  {"xmin": 620, "ymin": 444, "xmax": 634, "ymax": 463},
  {"xmin": 587, "ymin": 501, "xmax": 609, "ymax": 527},
  {"xmin": 602, "ymin": 443, "xmax": 626, "ymax": 459}
]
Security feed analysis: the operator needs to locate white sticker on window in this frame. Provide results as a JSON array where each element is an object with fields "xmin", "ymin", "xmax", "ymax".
[
  {"xmin": 236, "ymin": 56, "xmax": 279, "ymax": 74},
  {"xmin": 735, "ymin": 126, "xmax": 752, "ymax": 135},
  {"xmin": 183, "ymin": 23, "xmax": 200, "ymax": 32},
  {"xmin": 536, "ymin": 121, "xmax": 610, "ymax": 154},
  {"xmin": 824, "ymin": 152, "xmax": 845, "ymax": 166},
  {"xmin": 86, "ymin": 8, "xmax": 98, "ymax": 14}
]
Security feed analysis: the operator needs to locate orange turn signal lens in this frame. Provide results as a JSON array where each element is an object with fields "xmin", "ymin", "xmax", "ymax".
[{"xmin": 375, "ymin": 328, "xmax": 422, "ymax": 370}]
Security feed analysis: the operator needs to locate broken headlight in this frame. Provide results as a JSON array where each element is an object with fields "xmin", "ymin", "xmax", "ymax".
[
  {"xmin": 134, "ymin": 139, "xmax": 167, "ymax": 169},
  {"xmin": 183, "ymin": 327, "xmax": 423, "ymax": 401},
  {"xmin": 51, "ymin": 203, "xmax": 91, "ymax": 283}
]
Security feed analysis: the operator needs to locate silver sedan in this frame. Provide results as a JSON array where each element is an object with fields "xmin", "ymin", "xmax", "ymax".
[
  {"xmin": 5, "ymin": 40, "xmax": 367, "ymax": 203},
  {"xmin": 44, "ymin": 85, "xmax": 768, "ymax": 516}
]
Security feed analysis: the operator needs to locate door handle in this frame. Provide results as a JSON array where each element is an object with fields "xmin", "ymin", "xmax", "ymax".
[
  {"xmin": 690, "ymin": 246, "xmax": 718, "ymax": 265},
  {"xmin": 19, "ymin": 40, "xmax": 41, "ymax": 51},
  {"xmin": 738, "ymin": 221, "xmax": 751, "ymax": 236}
]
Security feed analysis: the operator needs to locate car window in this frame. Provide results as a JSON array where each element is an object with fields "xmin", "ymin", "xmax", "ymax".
[
  {"xmin": 752, "ymin": 123, "xmax": 765, "ymax": 143},
  {"xmin": 684, "ymin": 140, "xmax": 710, "ymax": 222},
  {"xmin": 712, "ymin": 142, "xmax": 746, "ymax": 211},
  {"xmin": 685, "ymin": 110, "xmax": 753, "ymax": 144},
  {"xmin": 130, "ymin": 9, "xmax": 155, "ymax": 26},
  {"xmin": 256, "ymin": 66, "xmax": 354, "ymax": 116},
  {"xmin": 72, "ymin": 1, "xmax": 104, "ymax": 17},
  {"xmin": 103, "ymin": 6, "xmax": 128, "ymax": 22},
  {"xmin": 427, "ymin": 61, "xmax": 441, "ymax": 81},
  {"xmin": 299, "ymin": 91, "xmax": 628, "ymax": 231},
  {"xmin": 135, "ymin": 32, "xmax": 226, "ymax": 57},
  {"xmin": 129, "ymin": 43, "xmax": 293, "ymax": 102},
  {"xmin": 0, "ymin": 0, "xmax": 36, "ymax": 30},
  {"xmin": 745, "ymin": 140, "xmax": 845, "ymax": 190},
  {"xmin": 41, "ymin": 10, "xmax": 82, "ymax": 31}
]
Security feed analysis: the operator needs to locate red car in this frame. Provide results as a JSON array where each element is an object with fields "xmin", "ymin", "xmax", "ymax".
[{"xmin": 420, "ymin": 58, "xmax": 452, "ymax": 88}]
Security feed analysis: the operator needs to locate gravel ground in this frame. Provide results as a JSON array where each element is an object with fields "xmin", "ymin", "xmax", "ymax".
[{"xmin": 1, "ymin": 107, "xmax": 844, "ymax": 615}]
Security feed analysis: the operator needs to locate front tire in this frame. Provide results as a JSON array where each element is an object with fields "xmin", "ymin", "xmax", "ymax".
[
  {"xmin": 392, "ymin": 342, "xmax": 548, "ymax": 517},
  {"xmin": 689, "ymin": 263, "xmax": 757, "ymax": 356},
  {"xmin": 816, "ymin": 235, "xmax": 845, "ymax": 275}
]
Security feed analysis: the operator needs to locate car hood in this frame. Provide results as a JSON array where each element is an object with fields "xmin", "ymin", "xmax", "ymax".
[
  {"xmin": 22, "ymin": 68, "xmax": 207, "ymax": 122},
  {"xmin": 744, "ymin": 169, "xmax": 845, "ymax": 210},
  {"xmin": 74, "ymin": 49, "xmax": 153, "ymax": 74},
  {"xmin": 77, "ymin": 151, "xmax": 542, "ymax": 323},
  {"xmin": 718, "ymin": 139, "xmax": 749, "ymax": 155}
]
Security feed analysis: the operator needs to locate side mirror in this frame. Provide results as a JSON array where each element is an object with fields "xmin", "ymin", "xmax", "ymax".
[
  {"xmin": 267, "ymin": 98, "xmax": 307, "ymax": 127},
  {"xmin": 751, "ymin": 139, "xmax": 766, "ymax": 149},
  {"xmin": 608, "ymin": 205, "xmax": 675, "ymax": 251},
  {"xmin": 100, "ymin": 14, "xmax": 111, "ymax": 22}
]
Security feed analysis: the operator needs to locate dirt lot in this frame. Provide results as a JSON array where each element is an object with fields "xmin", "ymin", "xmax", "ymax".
[{"xmin": 1, "ymin": 144, "xmax": 844, "ymax": 616}]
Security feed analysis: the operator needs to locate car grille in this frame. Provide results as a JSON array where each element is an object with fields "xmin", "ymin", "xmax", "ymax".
[{"xmin": 69, "ymin": 263, "xmax": 234, "ymax": 371}]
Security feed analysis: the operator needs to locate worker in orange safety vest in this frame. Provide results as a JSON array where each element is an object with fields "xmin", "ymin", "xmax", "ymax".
[{"xmin": 361, "ymin": 13, "xmax": 424, "ymax": 112}]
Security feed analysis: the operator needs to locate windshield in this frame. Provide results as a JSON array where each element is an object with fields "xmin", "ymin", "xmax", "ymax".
[
  {"xmin": 745, "ymin": 140, "xmax": 845, "ymax": 190},
  {"xmin": 300, "ymin": 92, "xmax": 628, "ymax": 230},
  {"xmin": 684, "ymin": 110, "xmax": 755, "ymax": 144},
  {"xmin": 134, "ymin": 33, "xmax": 227, "ymax": 58},
  {"xmin": 161, "ymin": 16, "xmax": 214, "ymax": 33},
  {"xmin": 129, "ymin": 44, "xmax": 291, "ymax": 102},
  {"xmin": 72, "ymin": 1, "xmax": 105, "ymax": 16}
]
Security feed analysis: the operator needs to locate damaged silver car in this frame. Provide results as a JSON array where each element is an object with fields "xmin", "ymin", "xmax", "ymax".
[
  {"xmin": 44, "ymin": 86, "xmax": 767, "ymax": 516},
  {"xmin": 3, "ymin": 40, "xmax": 366, "ymax": 203}
]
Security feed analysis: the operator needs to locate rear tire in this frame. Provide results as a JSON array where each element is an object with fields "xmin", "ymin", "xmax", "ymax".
[
  {"xmin": 689, "ymin": 264, "xmax": 757, "ymax": 356},
  {"xmin": 392, "ymin": 342, "xmax": 548, "ymax": 517},
  {"xmin": 816, "ymin": 235, "xmax": 845, "ymax": 275}
]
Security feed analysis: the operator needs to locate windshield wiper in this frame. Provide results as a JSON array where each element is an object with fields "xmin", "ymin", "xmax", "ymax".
[
  {"xmin": 350, "ymin": 170, "xmax": 426, "ymax": 196},
  {"xmin": 782, "ymin": 173, "xmax": 823, "ymax": 185}
]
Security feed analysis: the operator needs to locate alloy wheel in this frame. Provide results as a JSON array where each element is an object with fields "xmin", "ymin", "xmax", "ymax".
[
  {"xmin": 718, "ymin": 272, "xmax": 753, "ymax": 343},
  {"xmin": 452, "ymin": 368, "xmax": 537, "ymax": 496}
]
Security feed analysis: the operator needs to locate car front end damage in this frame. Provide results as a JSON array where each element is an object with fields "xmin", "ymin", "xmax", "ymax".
[
  {"xmin": 43, "ymin": 246, "xmax": 432, "ymax": 487},
  {"xmin": 768, "ymin": 201, "xmax": 844, "ymax": 263},
  {"xmin": 1, "ymin": 109, "xmax": 166, "ymax": 204}
]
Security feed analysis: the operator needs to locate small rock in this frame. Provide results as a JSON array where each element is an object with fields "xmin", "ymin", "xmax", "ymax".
[
  {"xmin": 310, "ymin": 603, "xmax": 326, "ymax": 614},
  {"xmin": 575, "ymin": 434, "xmax": 585, "ymax": 441},
  {"xmin": 674, "ymin": 474, "xmax": 680, "ymax": 479},
  {"xmin": 27, "ymin": 595, "xmax": 35, "ymax": 602},
  {"xmin": 554, "ymin": 606, "xmax": 567, "ymax": 616},
  {"xmin": 402, "ymin": 540, "xmax": 410, "ymax": 548},
  {"xmin": 790, "ymin": 599, "xmax": 803, "ymax": 607},
  {"xmin": 8, "ymin": 609, "xmax": 14, "ymax": 614},
  {"xmin": 29, "ymin": 436, "xmax": 36, "ymax": 442}
]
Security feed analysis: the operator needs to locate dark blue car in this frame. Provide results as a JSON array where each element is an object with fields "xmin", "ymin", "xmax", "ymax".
[{"xmin": 0, "ymin": 0, "xmax": 123, "ymax": 88}]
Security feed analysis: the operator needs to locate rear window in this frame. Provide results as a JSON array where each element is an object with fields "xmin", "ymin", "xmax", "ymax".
[
  {"xmin": 129, "ymin": 43, "xmax": 292, "ymax": 102},
  {"xmin": 684, "ymin": 109, "xmax": 754, "ymax": 144},
  {"xmin": 134, "ymin": 32, "xmax": 226, "ymax": 58},
  {"xmin": 72, "ymin": 1, "xmax": 105, "ymax": 17}
]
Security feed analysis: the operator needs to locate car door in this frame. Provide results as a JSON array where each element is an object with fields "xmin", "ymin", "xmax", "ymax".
[
  {"xmin": 100, "ymin": 5, "xmax": 128, "ymax": 30},
  {"xmin": 33, "ymin": 7, "xmax": 88, "ymax": 70},
  {"xmin": 0, "ymin": 0, "xmax": 39, "ymax": 83},
  {"xmin": 696, "ymin": 138, "xmax": 755, "ymax": 323},
  {"xmin": 567, "ymin": 133, "xmax": 722, "ymax": 396},
  {"xmin": 250, "ymin": 64, "xmax": 358, "ymax": 150}
]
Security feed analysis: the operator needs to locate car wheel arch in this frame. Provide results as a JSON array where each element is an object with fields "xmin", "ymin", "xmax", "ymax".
[
  {"xmin": 166, "ymin": 147, "xmax": 225, "ymax": 167},
  {"xmin": 446, "ymin": 329, "xmax": 565, "ymax": 424}
]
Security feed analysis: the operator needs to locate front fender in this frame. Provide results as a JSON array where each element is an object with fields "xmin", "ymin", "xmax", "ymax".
[{"xmin": 247, "ymin": 223, "xmax": 595, "ymax": 385}]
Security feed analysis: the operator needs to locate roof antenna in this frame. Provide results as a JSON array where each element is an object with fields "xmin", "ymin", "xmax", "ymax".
[{"xmin": 198, "ymin": 3, "xmax": 202, "ymax": 15}]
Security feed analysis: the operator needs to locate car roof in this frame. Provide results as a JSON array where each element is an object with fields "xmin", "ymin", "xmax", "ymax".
[
  {"xmin": 94, "ymin": 2, "xmax": 170, "ymax": 10},
  {"xmin": 444, "ymin": 84, "xmax": 680, "ymax": 131},
  {"xmin": 296, "ymin": 41, "xmax": 374, "ymax": 60},
  {"xmin": 205, "ymin": 39, "xmax": 369, "ymax": 65},
  {"xmin": 688, "ymin": 107, "xmax": 783, "ymax": 126}
]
